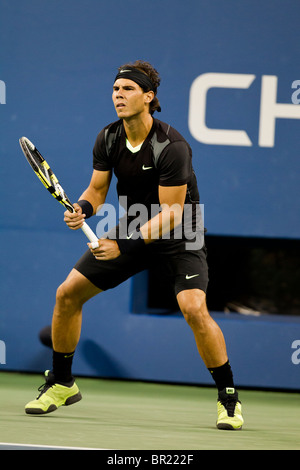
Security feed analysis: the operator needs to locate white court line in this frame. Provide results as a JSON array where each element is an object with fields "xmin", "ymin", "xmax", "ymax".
[{"xmin": 0, "ymin": 442, "xmax": 109, "ymax": 450}]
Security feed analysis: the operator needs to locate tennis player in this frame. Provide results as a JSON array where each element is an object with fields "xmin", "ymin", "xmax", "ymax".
[{"xmin": 25, "ymin": 60, "xmax": 244, "ymax": 430}]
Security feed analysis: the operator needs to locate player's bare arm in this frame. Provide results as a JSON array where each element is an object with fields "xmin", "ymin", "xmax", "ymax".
[
  {"xmin": 64, "ymin": 169, "xmax": 111, "ymax": 230},
  {"xmin": 140, "ymin": 184, "xmax": 187, "ymax": 242}
]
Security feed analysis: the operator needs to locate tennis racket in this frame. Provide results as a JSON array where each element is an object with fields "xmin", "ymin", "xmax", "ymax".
[{"xmin": 19, "ymin": 136, "xmax": 98, "ymax": 246}]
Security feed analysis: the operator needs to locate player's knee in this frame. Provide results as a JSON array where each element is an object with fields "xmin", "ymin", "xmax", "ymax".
[
  {"xmin": 179, "ymin": 291, "xmax": 208, "ymax": 327},
  {"xmin": 181, "ymin": 304, "xmax": 201, "ymax": 327},
  {"xmin": 55, "ymin": 280, "xmax": 82, "ymax": 311},
  {"xmin": 56, "ymin": 282, "xmax": 72, "ymax": 310}
]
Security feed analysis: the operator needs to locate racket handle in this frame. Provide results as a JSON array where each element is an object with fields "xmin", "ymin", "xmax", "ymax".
[{"xmin": 81, "ymin": 221, "xmax": 98, "ymax": 243}]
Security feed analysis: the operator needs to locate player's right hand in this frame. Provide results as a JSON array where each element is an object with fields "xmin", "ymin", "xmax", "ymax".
[{"xmin": 64, "ymin": 203, "xmax": 86, "ymax": 230}]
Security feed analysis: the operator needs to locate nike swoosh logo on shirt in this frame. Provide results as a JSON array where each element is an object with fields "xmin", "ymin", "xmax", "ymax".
[
  {"xmin": 142, "ymin": 165, "xmax": 153, "ymax": 170},
  {"xmin": 185, "ymin": 274, "xmax": 200, "ymax": 280}
]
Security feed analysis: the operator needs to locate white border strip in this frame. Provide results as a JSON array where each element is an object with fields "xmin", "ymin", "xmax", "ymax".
[{"xmin": 0, "ymin": 442, "xmax": 109, "ymax": 450}]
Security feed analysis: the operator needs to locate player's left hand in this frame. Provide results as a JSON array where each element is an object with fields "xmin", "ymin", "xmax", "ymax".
[{"xmin": 88, "ymin": 239, "xmax": 121, "ymax": 260}]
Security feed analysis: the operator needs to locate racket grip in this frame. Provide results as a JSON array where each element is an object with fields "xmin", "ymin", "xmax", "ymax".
[{"xmin": 81, "ymin": 221, "xmax": 98, "ymax": 243}]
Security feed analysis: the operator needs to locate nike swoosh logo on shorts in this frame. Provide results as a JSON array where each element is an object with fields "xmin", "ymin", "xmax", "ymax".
[
  {"xmin": 185, "ymin": 274, "xmax": 200, "ymax": 280},
  {"xmin": 142, "ymin": 165, "xmax": 153, "ymax": 170}
]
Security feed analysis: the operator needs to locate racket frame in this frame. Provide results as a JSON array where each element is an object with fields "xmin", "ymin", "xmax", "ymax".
[{"xmin": 19, "ymin": 137, "xmax": 98, "ymax": 243}]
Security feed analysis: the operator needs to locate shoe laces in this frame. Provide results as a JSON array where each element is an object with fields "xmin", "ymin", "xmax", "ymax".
[
  {"xmin": 36, "ymin": 382, "xmax": 53, "ymax": 399},
  {"xmin": 36, "ymin": 371, "xmax": 55, "ymax": 399},
  {"xmin": 218, "ymin": 388, "xmax": 239, "ymax": 417},
  {"xmin": 222, "ymin": 397, "xmax": 237, "ymax": 417}
]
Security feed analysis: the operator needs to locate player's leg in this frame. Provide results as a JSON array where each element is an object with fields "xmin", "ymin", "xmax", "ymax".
[
  {"xmin": 167, "ymin": 244, "xmax": 244, "ymax": 430},
  {"xmin": 52, "ymin": 268, "xmax": 101, "ymax": 355},
  {"xmin": 176, "ymin": 288, "xmax": 228, "ymax": 368},
  {"xmin": 50, "ymin": 268, "xmax": 101, "ymax": 385},
  {"xmin": 177, "ymin": 288, "xmax": 244, "ymax": 430},
  {"xmin": 25, "ymin": 269, "xmax": 101, "ymax": 415}
]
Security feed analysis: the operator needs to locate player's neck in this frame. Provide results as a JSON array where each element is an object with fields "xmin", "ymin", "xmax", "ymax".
[{"xmin": 123, "ymin": 113, "xmax": 153, "ymax": 148}]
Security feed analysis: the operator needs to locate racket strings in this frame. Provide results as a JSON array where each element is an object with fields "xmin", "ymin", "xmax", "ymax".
[{"xmin": 20, "ymin": 137, "xmax": 74, "ymax": 213}]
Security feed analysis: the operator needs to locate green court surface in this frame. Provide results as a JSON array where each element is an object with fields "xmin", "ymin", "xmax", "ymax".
[{"xmin": 0, "ymin": 372, "xmax": 299, "ymax": 450}]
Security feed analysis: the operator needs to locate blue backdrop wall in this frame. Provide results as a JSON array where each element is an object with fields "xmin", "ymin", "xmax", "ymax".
[{"xmin": 1, "ymin": 0, "xmax": 300, "ymax": 389}]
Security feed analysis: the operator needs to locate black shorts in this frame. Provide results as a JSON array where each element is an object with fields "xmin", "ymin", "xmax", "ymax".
[{"xmin": 74, "ymin": 243, "xmax": 209, "ymax": 296}]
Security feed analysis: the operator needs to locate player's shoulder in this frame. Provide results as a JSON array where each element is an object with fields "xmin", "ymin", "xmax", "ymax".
[
  {"xmin": 94, "ymin": 120, "xmax": 123, "ymax": 153},
  {"xmin": 150, "ymin": 119, "xmax": 192, "ymax": 166},
  {"xmin": 96, "ymin": 120, "xmax": 123, "ymax": 141},
  {"xmin": 153, "ymin": 118, "xmax": 189, "ymax": 145}
]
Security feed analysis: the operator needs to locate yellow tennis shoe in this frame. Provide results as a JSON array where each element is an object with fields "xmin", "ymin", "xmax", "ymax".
[
  {"xmin": 216, "ymin": 387, "xmax": 244, "ymax": 430},
  {"xmin": 25, "ymin": 370, "xmax": 82, "ymax": 415}
]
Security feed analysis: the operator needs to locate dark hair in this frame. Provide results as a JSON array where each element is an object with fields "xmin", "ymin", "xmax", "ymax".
[{"xmin": 118, "ymin": 60, "xmax": 161, "ymax": 114}]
